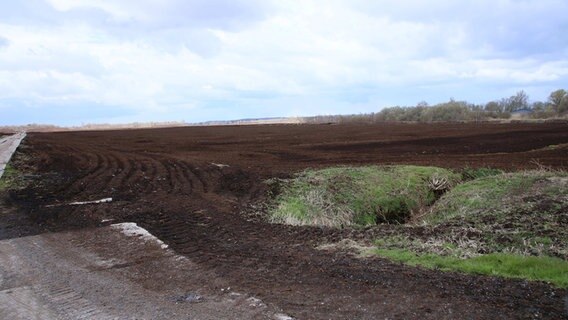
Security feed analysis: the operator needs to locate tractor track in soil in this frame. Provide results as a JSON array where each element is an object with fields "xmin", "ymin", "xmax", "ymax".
[{"xmin": 3, "ymin": 122, "xmax": 568, "ymax": 319}]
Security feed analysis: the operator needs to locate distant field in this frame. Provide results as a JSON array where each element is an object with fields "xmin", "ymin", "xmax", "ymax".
[{"xmin": 3, "ymin": 122, "xmax": 568, "ymax": 319}]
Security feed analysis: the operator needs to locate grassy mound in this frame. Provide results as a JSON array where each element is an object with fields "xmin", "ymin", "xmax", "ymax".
[
  {"xmin": 415, "ymin": 170, "xmax": 568, "ymax": 259},
  {"xmin": 268, "ymin": 165, "xmax": 459, "ymax": 227},
  {"xmin": 277, "ymin": 166, "xmax": 568, "ymax": 287},
  {"xmin": 267, "ymin": 165, "xmax": 568, "ymax": 285},
  {"xmin": 425, "ymin": 170, "xmax": 566, "ymax": 223},
  {"xmin": 367, "ymin": 169, "xmax": 568, "ymax": 287}
]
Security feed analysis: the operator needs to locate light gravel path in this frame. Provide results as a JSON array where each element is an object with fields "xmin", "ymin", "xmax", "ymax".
[
  {"xmin": 0, "ymin": 223, "xmax": 289, "ymax": 319},
  {"xmin": 0, "ymin": 132, "xmax": 26, "ymax": 178}
]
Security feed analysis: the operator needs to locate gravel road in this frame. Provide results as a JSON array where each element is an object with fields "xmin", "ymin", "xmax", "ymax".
[{"xmin": 0, "ymin": 222, "xmax": 289, "ymax": 319}]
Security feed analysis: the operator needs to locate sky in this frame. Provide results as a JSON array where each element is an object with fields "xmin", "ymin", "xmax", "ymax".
[{"xmin": 1, "ymin": 0, "xmax": 567, "ymax": 126}]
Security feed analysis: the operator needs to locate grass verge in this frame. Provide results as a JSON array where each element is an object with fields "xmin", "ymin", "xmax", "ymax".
[
  {"xmin": 0, "ymin": 164, "xmax": 20, "ymax": 191},
  {"xmin": 268, "ymin": 165, "xmax": 459, "ymax": 227},
  {"xmin": 375, "ymin": 248, "xmax": 568, "ymax": 288}
]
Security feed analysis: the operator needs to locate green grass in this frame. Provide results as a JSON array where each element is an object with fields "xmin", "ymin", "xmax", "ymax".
[
  {"xmin": 424, "ymin": 170, "xmax": 565, "ymax": 224},
  {"xmin": 268, "ymin": 165, "xmax": 460, "ymax": 227},
  {"xmin": 460, "ymin": 167, "xmax": 503, "ymax": 181},
  {"xmin": 375, "ymin": 248, "xmax": 568, "ymax": 288},
  {"xmin": 0, "ymin": 164, "xmax": 19, "ymax": 191}
]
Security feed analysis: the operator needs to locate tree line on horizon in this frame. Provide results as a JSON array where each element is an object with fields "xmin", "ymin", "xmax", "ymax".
[{"xmin": 304, "ymin": 89, "xmax": 568, "ymax": 123}]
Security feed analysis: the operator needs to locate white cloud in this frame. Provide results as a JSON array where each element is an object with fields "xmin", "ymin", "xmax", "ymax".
[{"xmin": 0, "ymin": 0, "xmax": 567, "ymax": 125}]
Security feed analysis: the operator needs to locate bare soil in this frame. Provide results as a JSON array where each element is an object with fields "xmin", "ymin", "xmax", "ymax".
[{"xmin": 3, "ymin": 122, "xmax": 568, "ymax": 319}]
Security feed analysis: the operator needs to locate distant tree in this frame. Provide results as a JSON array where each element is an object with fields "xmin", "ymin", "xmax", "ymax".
[
  {"xmin": 497, "ymin": 98, "xmax": 509, "ymax": 112},
  {"xmin": 530, "ymin": 101, "xmax": 555, "ymax": 118},
  {"xmin": 301, "ymin": 88, "xmax": 568, "ymax": 124},
  {"xmin": 416, "ymin": 101, "xmax": 429, "ymax": 108},
  {"xmin": 504, "ymin": 90, "xmax": 530, "ymax": 112},
  {"xmin": 432, "ymin": 100, "xmax": 473, "ymax": 121},
  {"xmin": 548, "ymin": 89, "xmax": 568, "ymax": 113},
  {"xmin": 468, "ymin": 104, "xmax": 484, "ymax": 121},
  {"xmin": 548, "ymin": 89, "xmax": 566, "ymax": 107},
  {"xmin": 485, "ymin": 101, "xmax": 503, "ymax": 113},
  {"xmin": 531, "ymin": 101, "xmax": 547, "ymax": 112},
  {"xmin": 561, "ymin": 102, "xmax": 568, "ymax": 114}
]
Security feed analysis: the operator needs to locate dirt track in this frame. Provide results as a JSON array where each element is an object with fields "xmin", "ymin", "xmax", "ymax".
[{"xmin": 4, "ymin": 122, "xmax": 568, "ymax": 319}]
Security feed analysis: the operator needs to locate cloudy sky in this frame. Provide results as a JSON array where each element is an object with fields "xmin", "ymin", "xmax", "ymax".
[{"xmin": 1, "ymin": 0, "xmax": 567, "ymax": 125}]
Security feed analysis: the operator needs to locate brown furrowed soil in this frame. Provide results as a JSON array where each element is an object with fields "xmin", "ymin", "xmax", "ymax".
[{"xmin": 4, "ymin": 122, "xmax": 568, "ymax": 319}]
